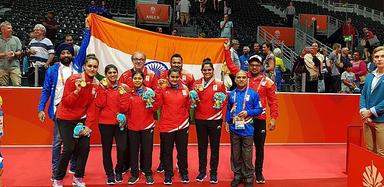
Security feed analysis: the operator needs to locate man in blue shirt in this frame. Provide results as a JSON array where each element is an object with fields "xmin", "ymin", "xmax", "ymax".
[
  {"xmin": 239, "ymin": 46, "xmax": 250, "ymax": 71},
  {"xmin": 226, "ymin": 70, "xmax": 262, "ymax": 187}
]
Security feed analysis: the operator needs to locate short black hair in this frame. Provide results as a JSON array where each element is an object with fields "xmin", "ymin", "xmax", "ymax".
[{"xmin": 171, "ymin": 53, "xmax": 183, "ymax": 62}]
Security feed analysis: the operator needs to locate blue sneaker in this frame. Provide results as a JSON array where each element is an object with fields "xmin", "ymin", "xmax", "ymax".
[
  {"xmin": 163, "ymin": 175, "xmax": 172, "ymax": 185},
  {"xmin": 181, "ymin": 174, "xmax": 189, "ymax": 183},
  {"xmin": 196, "ymin": 173, "xmax": 207, "ymax": 182},
  {"xmin": 210, "ymin": 175, "xmax": 218, "ymax": 184},
  {"xmin": 128, "ymin": 176, "xmax": 139, "ymax": 185}
]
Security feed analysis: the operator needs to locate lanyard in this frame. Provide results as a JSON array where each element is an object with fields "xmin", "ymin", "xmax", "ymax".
[
  {"xmin": 59, "ymin": 64, "xmax": 74, "ymax": 85},
  {"xmin": 233, "ymin": 86, "xmax": 249, "ymax": 111},
  {"xmin": 203, "ymin": 77, "xmax": 214, "ymax": 89}
]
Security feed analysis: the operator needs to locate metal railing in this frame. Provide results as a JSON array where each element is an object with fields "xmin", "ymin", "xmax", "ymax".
[
  {"xmin": 257, "ymin": 26, "xmax": 296, "ymax": 70},
  {"xmin": 294, "ymin": 28, "xmax": 332, "ymax": 55},
  {"xmin": 295, "ymin": 14, "xmax": 343, "ymax": 38},
  {"xmin": 307, "ymin": 0, "xmax": 384, "ymax": 24}
]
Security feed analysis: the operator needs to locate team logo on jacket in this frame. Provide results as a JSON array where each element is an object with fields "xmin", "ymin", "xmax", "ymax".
[
  {"xmin": 363, "ymin": 161, "xmax": 383, "ymax": 187},
  {"xmin": 145, "ymin": 61, "xmax": 168, "ymax": 76}
]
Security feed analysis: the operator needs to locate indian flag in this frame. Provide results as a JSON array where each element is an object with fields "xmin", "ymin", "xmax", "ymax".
[{"xmin": 85, "ymin": 14, "xmax": 226, "ymax": 79}]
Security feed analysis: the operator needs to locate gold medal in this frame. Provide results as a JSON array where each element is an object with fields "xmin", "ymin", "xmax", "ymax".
[
  {"xmin": 196, "ymin": 84, "xmax": 204, "ymax": 91},
  {"xmin": 101, "ymin": 78, "xmax": 108, "ymax": 87},
  {"xmin": 118, "ymin": 87, "xmax": 126, "ymax": 95},
  {"xmin": 80, "ymin": 80, "xmax": 87, "ymax": 87}
]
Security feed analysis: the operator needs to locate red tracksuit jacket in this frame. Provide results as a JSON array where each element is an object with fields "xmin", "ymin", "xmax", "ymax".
[
  {"xmin": 94, "ymin": 84, "xmax": 126, "ymax": 125},
  {"xmin": 193, "ymin": 78, "xmax": 227, "ymax": 120},
  {"xmin": 158, "ymin": 83, "xmax": 191, "ymax": 132},
  {"xmin": 56, "ymin": 73, "xmax": 98, "ymax": 126},
  {"xmin": 225, "ymin": 49, "xmax": 279, "ymax": 120},
  {"xmin": 120, "ymin": 87, "xmax": 160, "ymax": 131},
  {"xmin": 160, "ymin": 69, "xmax": 195, "ymax": 90},
  {"xmin": 119, "ymin": 67, "xmax": 159, "ymax": 89}
]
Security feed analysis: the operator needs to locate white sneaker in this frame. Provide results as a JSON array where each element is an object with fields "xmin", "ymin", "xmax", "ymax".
[
  {"xmin": 52, "ymin": 179, "xmax": 63, "ymax": 187},
  {"xmin": 72, "ymin": 177, "xmax": 86, "ymax": 187}
]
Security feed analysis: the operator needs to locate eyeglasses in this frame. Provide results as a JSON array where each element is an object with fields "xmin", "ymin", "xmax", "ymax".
[{"xmin": 132, "ymin": 58, "xmax": 145, "ymax": 61}]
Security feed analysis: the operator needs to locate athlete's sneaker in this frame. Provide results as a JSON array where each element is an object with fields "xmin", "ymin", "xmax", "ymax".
[
  {"xmin": 210, "ymin": 175, "xmax": 218, "ymax": 184},
  {"xmin": 106, "ymin": 174, "xmax": 115, "ymax": 185},
  {"xmin": 115, "ymin": 173, "xmax": 123, "ymax": 183},
  {"xmin": 196, "ymin": 173, "xmax": 207, "ymax": 182},
  {"xmin": 181, "ymin": 174, "xmax": 190, "ymax": 183},
  {"xmin": 52, "ymin": 179, "xmax": 63, "ymax": 187},
  {"xmin": 145, "ymin": 175, "xmax": 154, "ymax": 185},
  {"xmin": 163, "ymin": 175, "xmax": 172, "ymax": 185},
  {"xmin": 127, "ymin": 176, "xmax": 139, "ymax": 185},
  {"xmin": 72, "ymin": 177, "xmax": 86, "ymax": 187},
  {"xmin": 156, "ymin": 163, "xmax": 164, "ymax": 173},
  {"xmin": 256, "ymin": 173, "xmax": 265, "ymax": 184}
]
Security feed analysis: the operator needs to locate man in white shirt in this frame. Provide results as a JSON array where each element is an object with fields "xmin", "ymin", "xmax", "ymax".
[{"xmin": 37, "ymin": 43, "xmax": 78, "ymax": 181}]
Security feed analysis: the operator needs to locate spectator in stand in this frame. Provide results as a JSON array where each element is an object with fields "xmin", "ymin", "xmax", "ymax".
[
  {"xmin": 28, "ymin": 24, "xmax": 55, "ymax": 87},
  {"xmin": 273, "ymin": 48, "xmax": 286, "ymax": 91},
  {"xmin": 0, "ymin": 21, "xmax": 22, "ymax": 86},
  {"xmin": 362, "ymin": 27, "xmax": 376, "ymax": 53},
  {"xmin": 171, "ymin": 28, "xmax": 178, "ymax": 36},
  {"xmin": 291, "ymin": 48, "xmax": 309, "ymax": 92},
  {"xmin": 42, "ymin": 11, "xmax": 59, "ymax": 44},
  {"xmin": 341, "ymin": 47, "xmax": 351, "ymax": 68},
  {"xmin": 252, "ymin": 43, "xmax": 263, "ymax": 58},
  {"xmin": 342, "ymin": 18, "xmax": 356, "ymax": 51},
  {"xmin": 193, "ymin": 58, "xmax": 227, "ymax": 184},
  {"xmin": 179, "ymin": 0, "xmax": 191, "ymax": 26},
  {"xmin": 220, "ymin": 14, "xmax": 233, "ymax": 38},
  {"xmin": 156, "ymin": 27, "xmax": 163, "ymax": 33},
  {"xmin": 199, "ymin": 0, "xmax": 207, "ymax": 14},
  {"xmin": 360, "ymin": 46, "xmax": 384, "ymax": 157},
  {"xmin": 328, "ymin": 43, "xmax": 343, "ymax": 93},
  {"xmin": 284, "ymin": 1, "xmax": 296, "ymax": 27},
  {"xmin": 321, "ymin": 47, "xmax": 332, "ymax": 93},
  {"xmin": 239, "ymin": 46, "xmax": 250, "ymax": 71},
  {"xmin": 262, "ymin": 42, "xmax": 275, "ymax": 81},
  {"xmin": 270, "ymin": 30, "xmax": 283, "ymax": 48},
  {"xmin": 157, "ymin": 67, "xmax": 191, "ymax": 185},
  {"xmin": 230, "ymin": 39, "xmax": 240, "ymax": 68},
  {"xmin": 85, "ymin": 0, "xmax": 99, "ymax": 15},
  {"xmin": 351, "ymin": 51, "xmax": 367, "ymax": 90},
  {"xmin": 303, "ymin": 45, "xmax": 321, "ymax": 92},
  {"xmin": 225, "ymin": 70, "xmax": 262, "ymax": 187},
  {"xmin": 341, "ymin": 63, "xmax": 358, "ymax": 93},
  {"xmin": 99, "ymin": 0, "xmax": 111, "ymax": 18},
  {"xmin": 64, "ymin": 34, "xmax": 80, "ymax": 57}
]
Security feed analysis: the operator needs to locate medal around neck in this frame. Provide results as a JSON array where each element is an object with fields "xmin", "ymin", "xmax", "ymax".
[
  {"xmin": 80, "ymin": 80, "xmax": 87, "ymax": 87},
  {"xmin": 196, "ymin": 84, "xmax": 204, "ymax": 91},
  {"xmin": 101, "ymin": 78, "xmax": 108, "ymax": 87}
]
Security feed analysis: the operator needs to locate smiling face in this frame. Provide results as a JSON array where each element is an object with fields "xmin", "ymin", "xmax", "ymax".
[
  {"xmin": 131, "ymin": 52, "xmax": 146, "ymax": 70},
  {"xmin": 171, "ymin": 57, "xmax": 183, "ymax": 69},
  {"xmin": 106, "ymin": 67, "xmax": 118, "ymax": 83},
  {"xmin": 132, "ymin": 73, "xmax": 144, "ymax": 88},
  {"xmin": 84, "ymin": 59, "xmax": 99, "ymax": 78},
  {"xmin": 201, "ymin": 64, "xmax": 214, "ymax": 81},
  {"xmin": 248, "ymin": 60, "xmax": 262, "ymax": 76},
  {"xmin": 168, "ymin": 71, "xmax": 180, "ymax": 86}
]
